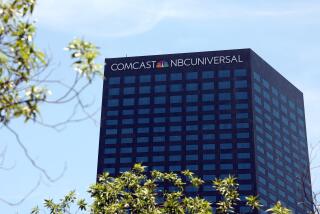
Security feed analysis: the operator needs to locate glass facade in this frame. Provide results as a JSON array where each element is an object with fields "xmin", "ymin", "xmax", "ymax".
[{"xmin": 98, "ymin": 49, "xmax": 312, "ymax": 213}]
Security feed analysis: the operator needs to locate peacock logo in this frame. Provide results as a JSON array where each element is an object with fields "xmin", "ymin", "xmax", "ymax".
[{"xmin": 156, "ymin": 60, "xmax": 169, "ymax": 69}]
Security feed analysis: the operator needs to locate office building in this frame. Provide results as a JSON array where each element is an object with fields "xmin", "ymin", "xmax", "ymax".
[{"xmin": 97, "ymin": 49, "xmax": 312, "ymax": 213}]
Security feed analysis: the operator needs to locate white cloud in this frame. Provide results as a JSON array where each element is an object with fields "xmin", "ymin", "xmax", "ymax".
[{"xmin": 34, "ymin": 0, "xmax": 320, "ymax": 38}]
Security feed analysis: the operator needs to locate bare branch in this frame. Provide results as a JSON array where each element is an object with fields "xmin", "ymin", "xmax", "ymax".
[
  {"xmin": 4, "ymin": 125, "xmax": 67, "ymax": 183},
  {"xmin": 0, "ymin": 176, "xmax": 42, "ymax": 206}
]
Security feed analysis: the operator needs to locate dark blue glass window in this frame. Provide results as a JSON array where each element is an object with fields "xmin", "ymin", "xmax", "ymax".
[
  {"xmin": 124, "ymin": 76, "xmax": 135, "ymax": 84},
  {"xmin": 136, "ymin": 156, "xmax": 148, "ymax": 162},
  {"xmin": 235, "ymin": 80, "xmax": 247, "ymax": 88},
  {"xmin": 123, "ymin": 87, "xmax": 135, "ymax": 95},
  {"xmin": 218, "ymin": 81, "xmax": 231, "ymax": 89},
  {"xmin": 236, "ymin": 113, "xmax": 248, "ymax": 119},
  {"xmin": 106, "ymin": 120, "xmax": 118, "ymax": 125},
  {"xmin": 218, "ymin": 70, "xmax": 230, "ymax": 77},
  {"xmin": 121, "ymin": 138, "xmax": 133, "ymax": 144},
  {"xmin": 155, "ymin": 74, "xmax": 166, "ymax": 82},
  {"xmin": 121, "ymin": 128, "xmax": 133, "ymax": 134},
  {"xmin": 203, "ymin": 105, "xmax": 214, "ymax": 111},
  {"xmin": 203, "ymin": 144, "xmax": 215, "ymax": 150},
  {"xmin": 104, "ymin": 148, "xmax": 116, "ymax": 154},
  {"xmin": 123, "ymin": 98, "xmax": 135, "ymax": 106},
  {"xmin": 235, "ymin": 92, "xmax": 248, "ymax": 100},
  {"xmin": 139, "ymin": 86, "xmax": 151, "ymax": 94},
  {"xmin": 137, "ymin": 137, "xmax": 148, "ymax": 143},
  {"xmin": 203, "ymin": 164, "xmax": 216, "ymax": 170},
  {"xmin": 107, "ymin": 110, "xmax": 119, "ymax": 116},
  {"xmin": 186, "ymin": 154, "xmax": 198, "ymax": 161},
  {"xmin": 120, "ymin": 157, "xmax": 131, "ymax": 163},
  {"xmin": 186, "ymin": 125, "xmax": 198, "ymax": 131},
  {"xmin": 137, "ymin": 127, "xmax": 149, "ymax": 133},
  {"xmin": 186, "ymin": 144, "xmax": 198, "ymax": 151},
  {"xmin": 139, "ymin": 75, "xmax": 151, "ymax": 83},
  {"xmin": 238, "ymin": 163, "xmax": 251, "ymax": 169},
  {"xmin": 170, "ymin": 84, "xmax": 182, "ymax": 92},
  {"xmin": 137, "ymin": 146, "xmax": 148, "ymax": 152},
  {"xmin": 170, "ymin": 73, "xmax": 182, "ymax": 80},
  {"xmin": 155, "ymin": 85, "xmax": 166, "ymax": 93},
  {"xmin": 202, "ymin": 82, "xmax": 214, "ymax": 90},
  {"xmin": 109, "ymin": 88, "xmax": 120, "ymax": 96},
  {"xmin": 170, "ymin": 126, "xmax": 182, "ymax": 132},
  {"xmin": 186, "ymin": 72, "xmax": 198, "ymax": 80},
  {"xmin": 203, "ymin": 154, "xmax": 215, "ymax": 160},
  {"xmin": 106, "ymin": 129, "xmax": 117, "ymax": 135},
  {"xmin": 238, "ymin": 153, "xmax": 250, "ymax": 159},
  {"xmin": 105, "ymin": 138, "xmax": 117, "ymax": 144},
  {"xmin": 138, "ymin": 118, "xmax": 150, "ymax": 124},
  {"xmin": 120, "ymin": 147, "xmax": 132, "ymax": 153},
  {"xmin": 169, "ymin": 116, "xmax": 182, "ymax": 122},
  {"xmin": 107, "ymin": 99, "xmax": 119, "ymax": 107},
  {"xmin": 185, "ymin": 134, "xmax": 198, "ymax": 141},
  {"xmin": 109, "ymin": 77, "xmax": 120, "ymax": 85},
  {"xmin": 104, "ymin": 158, "xmax": 116, "ymax": 164},
  {"xmin": 202, "ymin": 114, "xmax": 215, "ymax": 121},
  {"xmin": 153, "ymin": 156, "xmax": 165, "ymax": 162},
  {"xmin": 203, "ymin": 134, "xmax": 215, "ymax": 140},
  {"xmin": 219, "ymin": 93, "xmax": 231, "ymax": 100},
  {"xmin": 153, "ymin": 136, "xmax": 165, "ymax": 142},
  {"xmin": 154, "ymin": 107, "xmax": 165, "ymax": 114},
  {"xmin": 203, "ymin": 124, "xmax": 215, "ymax": 130},
  {"xmin": 154, "ymin": 96, "xmax": 166, "ymax": 104},
  {"xmin": 153, "ymin": 126, "xmax": 165, "ymax": 133},
  {"xmin": 186, "ymin": 106, "xmax": 198, "ymax": 112},
  {"xmin": 138, "ymin": 108, "xmax": 150, "ymax": 115},
  {"xmin": 170, "ymin": 95, "xmax": 182, "ymax": 103},
  {"xmin": 186, "ymin": 83, "xmax": 198, "ymax": 91},
  {"xmin": 219, "ymin": 123, "xmax": 232, "ymax": 129},
  {"xmin": 169, "ymin": 155, "xmax": 181, "ymax": 161},
  {"xmin": 219, "ymin": 133, "xmax": 232, "ymax": 140},
  {"xmin": 122, "ymin": 109, "xmax": 134, "ymax": 115},
  {"xmin": 236, "ymin": 123, "xmax": 249, "ymax": 129},
  {"xmin": 220, "ymin": 164, "xmax": 233, "ymax": 170},
  {"xmin": 153, "ymin": 146, "xmax": 165, "ymax": 152},
  {"xmin": 237, "ymin": 143, "xmax": 250, "ymax": 149},
  {"xmin": 219, "ymin": 114, "xmax": 231, "ymax": 120},
  {"xmin": 138, "ymin": 97, "xmax": 150, "ymax": 105},
  {"xmin": 234, "ymin": 69, "xmax": 247, "ymax": 77},
  {"xmin": 186, "ymin": 115, "xmax": 198, "ymax": 121},
  {"xmin": 219, "ymin": 104, "xmax": 231, "ymax": 110},
  {"xmin": 202, "ymin": 71, "xmax": 214, "ymax": 78},
  {"xmin": 170, "ymin": 135, "xmax": 181, "ymax": 141},
  {"xmin": 221, "ymin": 153, "xmax": 232, "ymax": 159},
  {"xmin": 154, "ymin": 117, "xmax": 165, "ymax": 123},
  {"xmin": 202, "ymin": 94, "xmax": 214, "ymax": 102},
  {"xmin": 186, "ymin": 94, "xmax": 198, "ymax": 103},
  {"xmin": 169, "ymin": 145, "xmax": 182, "ymax": 151},
  {"xmin": 236, "ymin": 103, "xmax": 248, "ymax": 110},
  {"xmin": 170, "ymin": 107, "xmax": 182, "ymax": 113}
]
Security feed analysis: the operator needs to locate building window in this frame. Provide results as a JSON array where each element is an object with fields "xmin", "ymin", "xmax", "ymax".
[
  {"xmin": 220, "ymin": 164, "xmax": 233, "ymax": 170},
  {"xmin": 123, "ymin": 98, "xmax": 135, "ymax": 106},
  {"xmin": 139, "ymin": 75, "xmax": 151, "ymax": 83},
  {"xmin": 139, "ymin": 86, "xmax": 151, "ymax": 94},
  {"xmin": 186, "ymin": 83, "xmax": 198, "ymax": 91},
  {"xmin": 154, "ymin": 96, "xmax": 166, "ymax": 104},
  {"xmin": 219, "ymin": 93, "xmax": 231, "ymax": 100},
  {"xmin": 155, "ymin": 85, "xmax": 166, "ymax": 93},
  {"xmin": 218, "ymin": 81, "xmax": 231, "ymax": 89},
  {"xmin": 108, "ymin": 77, "xmax": 120, "ymax": 85},
  {"xmin": 234, "ymin": 69, "xmax": 247, "ymax": 77},
  {"xmin": 202, "ymin": 82, "xmax": 214, "ymax": 90},
  {"xmin": 202, "ymin": 71, "xmax": 214, "ymax": 79},
  {"xmin": 170, "ymin": 84, "xmax": 183, "ymax": 92},
  {"xmin": 170, "ymin": 73, "xmax": 182, "ymax": 81},
  {"xmin": 186, "ymin": 72, "xmax": 198, "ymax": 80},
  {"xmin": 155, "ymin": 74, "xmax": 166, "ymax": 82},
  {"xmin": 170, "ymin": 95, "xmax": 182, "ymax": 103},
  {"xmin": 124, "ymin": 76, "xmax": 135, "ymax": 84},
  {"xmin": 218, "ymin": 70, "xmax": 230, "ymax": 78},
  {"xmin": 235, "ymin": 92, "xmax": 248, "ymax": 100}
]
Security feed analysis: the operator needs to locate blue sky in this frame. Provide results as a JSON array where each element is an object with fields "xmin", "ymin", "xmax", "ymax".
[{"xmin": 1, "ymin": 0, "xmax": 320, "ymax": 212}]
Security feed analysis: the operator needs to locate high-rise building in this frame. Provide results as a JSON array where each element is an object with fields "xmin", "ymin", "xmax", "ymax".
[{"xmin": 97, "ymin": 49, "xmax": 312, "ymax": 213}]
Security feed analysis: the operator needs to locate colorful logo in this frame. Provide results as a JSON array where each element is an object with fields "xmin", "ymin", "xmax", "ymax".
[{"xmin": 156, "ymin": 60, "xmax": 169, "ymax": 69}]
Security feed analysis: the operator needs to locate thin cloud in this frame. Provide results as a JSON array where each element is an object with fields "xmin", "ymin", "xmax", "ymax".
[{"xmin": 34, "ymin": 0, "xmax": 320, "ymax": 37}]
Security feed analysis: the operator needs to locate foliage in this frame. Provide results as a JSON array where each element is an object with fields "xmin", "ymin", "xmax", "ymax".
[
  {"xmin": 0, "ymin": 0, "xmax": 101, "ymax": 124},
  {"xmin": 33, "ymin": 164, "xmax": 292, "ymax": 214}
]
